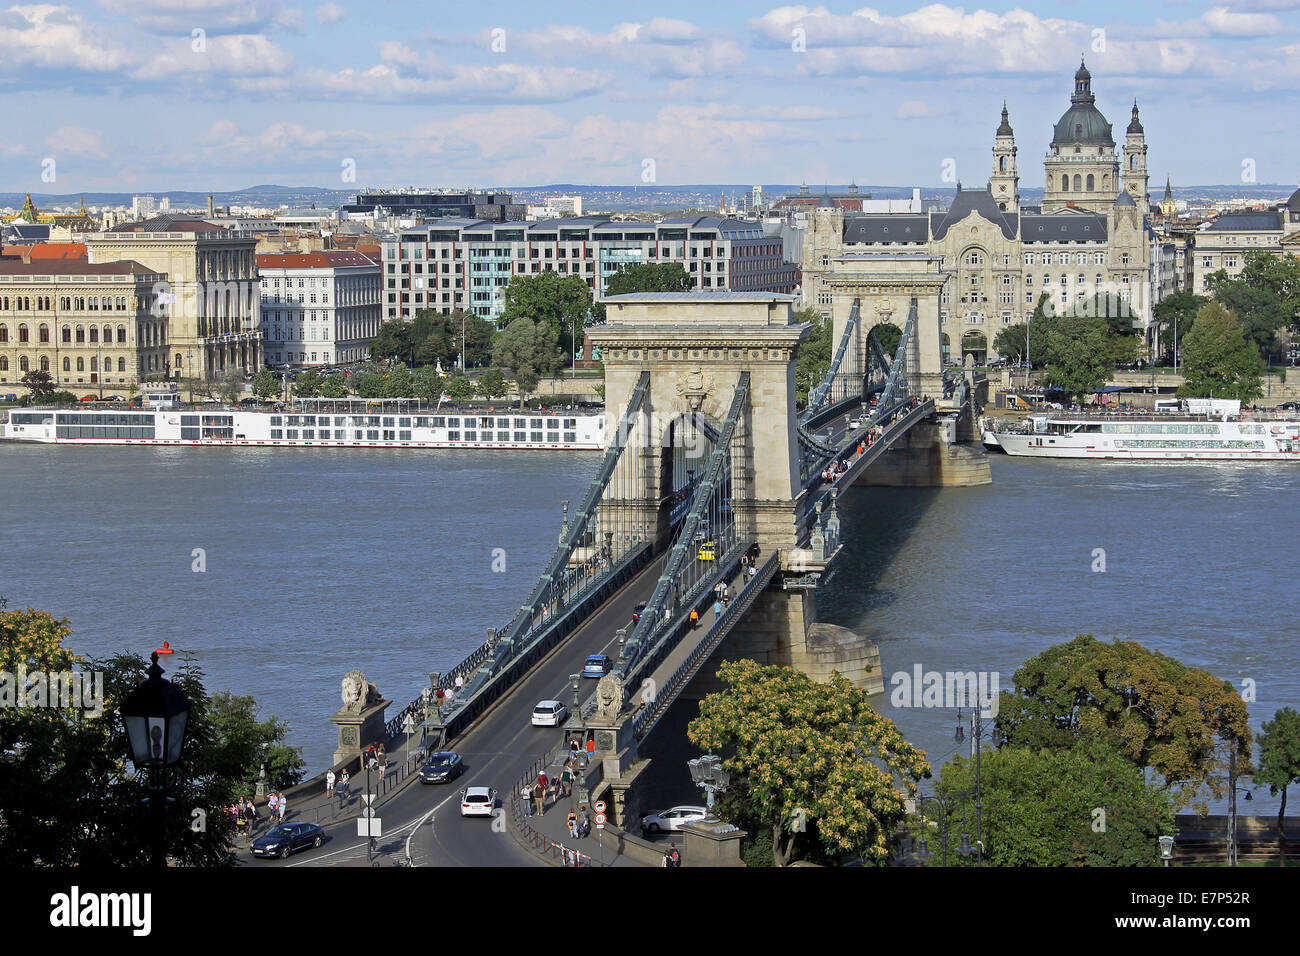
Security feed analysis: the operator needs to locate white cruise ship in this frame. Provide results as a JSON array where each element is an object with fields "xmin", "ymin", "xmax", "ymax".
[
  {"xmin": 984, "ymin": 400, "xmax": 1300, "ymax": 461},
  {"xmin": 1, "ymin": 398, "xmax": 606, "ymax": 451}
]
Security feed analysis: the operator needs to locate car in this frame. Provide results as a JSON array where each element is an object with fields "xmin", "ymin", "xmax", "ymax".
[
  {"xmin": 632, "ymin": 602, "xmax": 646, "ymax": 623},
  {"xmin": 848, "ymin": 417, "xmax": 861, "ymax": 429},
  {"xmin": 80, "ymin": 395, "xmax": 97, "ymax": 402},
  {"xmin": 250, "ymin": 821, "xmax": 324, "ymax": 859},
  {"xmin": 105, "ymin": 395, "xmax": 124, "ymax": 403},
  {"xmin": 1277, "ymin": 401, "xmax": 1299, "ymax": 412},
  {"xmin": 697, "ymin": 541, "xmax": 717, "ymax": 561},
  {"xmin": 460, "ymin": 786, "xmax": 497, "ymax": 817},
  {"xmin": 531, "ymin": 699, "xmax": 569, "ymax": 727},
  {"xmin": 582, "ymin": 654, "xmax": 612, "ymax": 678},
  {"xmin": 418, "ymin": 750, "xmax": 464, "ymax": 784},
  {"xmin": 640, "ymin": 805, "xmax": 708, "ymax": 833}
]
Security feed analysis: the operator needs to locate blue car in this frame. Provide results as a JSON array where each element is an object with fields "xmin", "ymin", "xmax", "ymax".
[{"xmin": 583, "ymin": 654, "xmax": 612, "ymax": 678}]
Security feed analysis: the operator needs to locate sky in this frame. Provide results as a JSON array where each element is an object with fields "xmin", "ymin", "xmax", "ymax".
[{"xmin": 1, "ymin": 0, "xmax": 1298, "ymax": 195}]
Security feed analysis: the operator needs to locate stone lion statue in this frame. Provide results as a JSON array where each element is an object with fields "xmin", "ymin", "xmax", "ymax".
[
  {"xmin": 341, "ymin": 669, "xmax": 381, "ymax": 714},
  {"xmin": 595, "ymin": 672, "xmax": 624, "ymax": 719}
]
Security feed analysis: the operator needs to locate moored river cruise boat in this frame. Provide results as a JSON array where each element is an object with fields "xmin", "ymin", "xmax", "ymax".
[{"xmin": 983, "ymin": 400, "xmax": 1300, "ymax": 461}]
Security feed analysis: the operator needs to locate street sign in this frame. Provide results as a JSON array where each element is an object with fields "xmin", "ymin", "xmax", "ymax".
[
  {"xmin": 595, "ymin": 812, "xmax": 606, "ymax": 829},
  {"xmin": 594, "ymin": 800, "xmax": 606, "ymax": 814},
  {"xmin": 357, "ymin": 818, "xmax": 382, "ymax": 838}
]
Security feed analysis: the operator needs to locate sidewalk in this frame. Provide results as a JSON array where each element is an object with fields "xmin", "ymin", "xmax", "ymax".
[{"xmin": 510, "ymin": 747, "xmax": 636, "ymax": 867}]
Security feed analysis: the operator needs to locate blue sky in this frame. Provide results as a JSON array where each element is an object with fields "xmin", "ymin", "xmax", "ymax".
[{"xmin": 2, "ymin": 1, "xmax": 1298, "ymax": 194}]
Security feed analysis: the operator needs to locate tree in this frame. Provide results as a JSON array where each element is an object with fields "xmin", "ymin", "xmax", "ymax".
[
  {"xmin": 19, "ymin": 369, "xmax": 55, "ymax": 402},
  {"xmin": 1152, "ymin": 291, "xmax": 1206, "ymax": 363},
  {"xmin": 1256, "ymin": 707, "xmax": 1300, "ymax": 865},
  {"xmin": 996, "ymin": 634, "xmax": 1251, "ymax": 808},
  {"xmin": 476, "ymin": 367, "xmax": 507, "ymax": 401},
  {"xmin": 688, "ymin": 660, "xmax": 929, "ymax": 866},
  {"xmin": 927, "ymin": 740, "xmax": 1176, "ymax": 866},
  {"xmin": 603, "ymin": 263, "xmax": 692, "ymax": 297},
  {"xmin": 993, "ymin": 322, "xmax": 1027, "ymax": 365},
  {"xmin": 382, "ymin": 362, "xmax": 413, "ymax": 399},
  {"xmin": 412, "ymin": 365, "xmax": 442, "ymax": 403},
  {"xmin": 873, "ymin": 322, "xmax": 902, "ymax": 360},
  {"xmin": 1177, "ymin": 300, "xmax": 1265, "ymax": 402},
  {"xmin": 499, "ymin": 273, "xmax": 592, "ymax": 357},
  {"xmin": 206, "ymin": 692, "xmax": 305, "ymax": 794},
  {"xmin": 320, "ymin": 372, "xmax": 348, "ymax": 398},
  {"xmin": 794, "ymin": 307, "xmax": 831, "ymax": 406},
  {"xmin": 443, "ymin": 374, "xmax": 475, "ymax": 404},
  {"xmin": 1039, "ymin": 313, "xmax": 1112, "ymax": 402},
  {"xmin": 216, "ymin": 366, "xmax": 243, "ymax": 404},
  {"xmin": 293, "ymin": 368, "xmax": 324, "ymax": 398},
  {"xmin": 368, "ymin": 319, "xmax": 412, "ymax": 363},
  {"xmin": 492, "ymin": 316, "xmax": 562, "ymax": 409},
  {"xmin": 351, "ymin": 361, "xmax": 387, "ymax": 398},
  {"xmin": 1206, "ymin": 251, "xmax": 1300, "ymax": 360},
  {"xmin": 251, "ymin": 368, "xmax": 279, "ymax": 402}
]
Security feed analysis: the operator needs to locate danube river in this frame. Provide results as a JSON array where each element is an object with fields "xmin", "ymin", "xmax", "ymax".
[{"xmin": 2, "ymin": 444, "xmax": 1296, "ymax": 814}]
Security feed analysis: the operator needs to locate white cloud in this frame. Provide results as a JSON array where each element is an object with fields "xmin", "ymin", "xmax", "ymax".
[
  {"xmin": 133, "ymin": 34, "xmax": 295, "ymax": 79},
  {"xmin": 96, "ymin": 0, "xmax": 293, "ymax": 35},
  {"xmin": 45, "ymin": 125, "xmax": 107, "ymax": 158},
  {"xmin": 513, "ymin": 19, "xmax": 746, "ymax": 79},
  {"xmin": 896, "ymin": 100, "xmax": 930, "ymax": 119},
  {"xmin": 1201, "ymin": 6, "xmax": 1283, "ymax": 36},
  {"xmin": 0, "ymin": 5, "xmax": 134, "ymax": 73},
  {"xmin": 315, "ymin": 2, "xmax": 344, "ymax": 25}
]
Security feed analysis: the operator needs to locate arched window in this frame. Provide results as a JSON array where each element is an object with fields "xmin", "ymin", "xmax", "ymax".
[
  {"xmin": 1061, "ymin": 175, "xmax": 1069, "ymax": 192},
  {"xmin": 0, "ymin": 356, "xmax": 7, "ymax": 371},
  {"xmin": 0, "ymin": 324, "xmax": 7, "ymax": 343},
  {"xmin": 102, "ymin": 325, "xmax": 112, "ymax": 343},
  {"xmin": 39, "ymin": 323, "xmax": 49, "ymax": 343},
  {"xmin": 90, "ymin": 357, "xmax": 98, "ymax": 372},
  {"xmin": 999, "ymin": 156, "xmax": 1006, "ymax": 172},
  {"xmin": 60, "ymin": 297, "xmax": 70, "ymax": 310},
  {"xmin": 117, "ymin": 325, "xmax": 126, "ymax": 343},
  {"xmin": 76, "ymin": 357, "xmax": 84, "ymax": 371},
  {"xmin": 1130, "ymin": 155, "xmax": 1137, "ymax": 170},
  {"xmin": 1086, "ymin": 174, "xmax": 1095, "ymax": 191},
  {"xmin": 40, "ymin": 356, "xmax": 49, "ymax": 371},
  {"xmin": 18, "ymin": 323, "xmax": 28, "ymax": 343},
  {"xmin": 118, "ymin": 357, "xmax": 126, "ymax": 372},
  {"xmin": 1073, "ymin": 174, "xmax": 1082, "ymax": 191},
  {"xmin": 1102, "ymin": 174, "xmax": 1110, "ymax": 190},
  {"xmin": 19, "ymin": 356, "xmax": 29, "ymax": 372},
  {"xmin": 61, "ymin": 325, "xmax": 71, "ymax": 343},
  {"xmin": 62, "ymin": 357, "xmax": 70, "ymax": 372},
  {"xmin": 75, "ymin": 325, "xmax": 85, "ymax": 343},
  {"xmin": 175, "ymin": 353, "xmax": 183, "ymax": 370},
  {"xmin": 89, "ymin": 326, "xmax": 98, "ymax": 343}
]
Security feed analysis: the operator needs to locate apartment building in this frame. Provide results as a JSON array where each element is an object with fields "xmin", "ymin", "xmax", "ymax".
[{"xmin": 257, "ymin": 251, "xmax": 381, "ymax": 367}]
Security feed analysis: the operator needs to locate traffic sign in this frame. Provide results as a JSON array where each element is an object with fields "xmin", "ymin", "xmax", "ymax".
[
  {"xmin": 595, "ymin": 812, "xmax": 606, "ymax": 829},
  {"xmin": 594, "ymin": 800, "xmax": 606, "ymax": 814},
  {"xmin": 357, "ymin": 818, "xmax": 382, "ymax": 838}
]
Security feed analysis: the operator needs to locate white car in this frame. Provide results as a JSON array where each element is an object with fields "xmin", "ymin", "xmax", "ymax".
[
  {"xmin": 848, "ymin": 418, "xmax": 861, "ymax": 429},
  {"xmin": 531, "ymin": 700, "xmax": 569, "ymax": 727},
  {"xmin": 460, "ymin": 786, "xmax": 496, "ymax": 817},
  {"xmin": 640, "ymin": 805, "xmax": 708, "ymax": 833}
]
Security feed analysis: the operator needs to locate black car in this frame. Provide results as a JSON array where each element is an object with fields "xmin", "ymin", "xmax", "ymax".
[
  {"xmin": 632, "ymin": 602, "xmax": 646, "ymax": 622},
  {"xmin": 251, "ymin": 822, "xmax": 324, "ymax": 859},
  {"xmin": 418, "ymin": 751, "xmax": 465, "ymax": 784}
]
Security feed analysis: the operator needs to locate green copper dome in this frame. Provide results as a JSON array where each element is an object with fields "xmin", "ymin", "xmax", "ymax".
[{"xmin": 1051, "ymin": 57, "xmax": 1114, "ymax": 148}]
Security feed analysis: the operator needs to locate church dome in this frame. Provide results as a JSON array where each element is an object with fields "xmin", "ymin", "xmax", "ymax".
[{"xmin": 1051, "ymin": 57, "xmax": 1114, "ymax": 148}]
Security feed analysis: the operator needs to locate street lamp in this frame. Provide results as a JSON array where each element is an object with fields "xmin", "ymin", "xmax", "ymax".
[
  {"xmin": 1158, "ymin": 835, "xmax": 1175, "ymax": 867},
  {"xmin": 955, "ymin": 699, "xmax": 1004, "ymax": 867},
  {"xmin": 120, "ymin": 648, "xmax": 192, "ymax": 868},
  {"xmin": 687, "ymin": 754, "xmax": 730, "ymax": 821}
]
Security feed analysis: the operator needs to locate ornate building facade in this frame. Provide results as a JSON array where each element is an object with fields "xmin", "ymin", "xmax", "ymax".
[{"xmin": 801, "ymin": 60, "xmax": 1156, "ymax": 361}]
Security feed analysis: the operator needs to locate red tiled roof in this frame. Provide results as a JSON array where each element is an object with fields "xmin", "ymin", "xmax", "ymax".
[
  {"xmin": 0, "ymin": 259, "xmax": 158, "ymax": 276},
  {"xmin": 256, "ymin": 251, "xmax": 378, "ymax": 269},
  {"xmin": 1, "ymin": 243, "xmax": 89, "ymax": 261}
]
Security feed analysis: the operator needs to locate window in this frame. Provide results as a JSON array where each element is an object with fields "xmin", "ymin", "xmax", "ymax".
[
  {"xmin": 39, "ymin": 323, "xmax": 49, "ymax": 343},
  {"xmin": 18, "ymin": 324, "xmax": 28, "ymax": 343}
]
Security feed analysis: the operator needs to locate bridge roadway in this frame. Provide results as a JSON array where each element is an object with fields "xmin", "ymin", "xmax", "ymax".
[
  {"xmin": 279, "ymin": 555, "xmax": 668, "ymax": 868},
  {"xmin": 270, "ymin": 400, "xmax": 926, "ymax": 868}
]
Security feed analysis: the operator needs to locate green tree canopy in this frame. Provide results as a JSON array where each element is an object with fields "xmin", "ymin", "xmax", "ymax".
[
  {"xmin": 251, "ymin": 368, "xmax": 279, "ymax": 402},
  {"xmin": 1206, "ymin": 251, "xmax": 1300, "ymax": 360},
  {"xmin": 926, "ymin": 740, "xmax": 1176, "ymax": 866},
  {"xmin": 794, "ymin": 306, "xmax": 831, "ymax": 405},
  {"xmin": 409, "ymin": 309, "xmax": 495, "ymax": 368},
  {"xmin": 1039, "ymin": 313, "xmax": 1113, "ymax": 401},
  {"xmin": 993, "ymin": 322, "xmax": 1027, "ymax": 365},
  {"xmin": 499, "ymin": 273, "xmax": 592, "ymax": 357},
  {"xmin": 368, "ymin": 319, "xmax": 412, "ymax": 363},
  {"xmin": 1176, "ymin": 300, "xmax": 1265, "ymax": 402},
  {"xmin": 382, "ymin": 361, "xmax": 413, "ymax": 398},
  {"xmin": 996, "ymin": 634, "xmax": 1251, "ymax": 808},
  {"xmin": 19, "ymin": 369, "xmax": 56, "ymax": 401},
  {"xmin": 292, "ymin": 368, "xmax": 323, "ymax": 398},
  {"xmin": 688, "ymin": 659, "xmax": 929, "ymax": 866},
  {"xmin": 216, "ymin": 366, "xmax": 244, "ymax": 404},
  {"xmin": 411, "ymin": 365, "xmax": 442, "ymax": 403},
  {"xmin": 476, "ymin": 367, "xmax": 507, "ymax": 401},
  {"xmin": 1256, "ymin": 706, "xmax": 1300, "ymax": 862},
  {"xmin": 320, "ymin": 372, "xmax": 348, "ymax": 398},
  {"xmin": 443, "ymin": 374, "xmax": 475, "ymax": 404},
  {"xmin": 1152, "ymin": 291, "xmax": 1207, "ymax": 363},
  {"xmin": 873, "ymin": 322, "xmax": 903, "ymax": 360},
  {"xmin": 492, "ymin": 316, "xmax": 562, "ymax": 408},
  {"xmin": 604, "ymin": 263, "xmax": 692, "ymax": 297}
]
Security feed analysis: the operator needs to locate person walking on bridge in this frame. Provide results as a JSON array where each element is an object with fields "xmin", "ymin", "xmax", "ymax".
[{"xmin": 689, "ymin": 607, "xmax": 699, "ymax": 628}]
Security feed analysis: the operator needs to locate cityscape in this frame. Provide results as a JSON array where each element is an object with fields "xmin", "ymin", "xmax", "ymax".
[{"xmin": 1, "ymin": 0, "xmax": 1296, "ymax": 934}]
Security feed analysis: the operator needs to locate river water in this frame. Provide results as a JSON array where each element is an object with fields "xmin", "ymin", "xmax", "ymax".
[{"xmin": 1, "ymin": 445, "xmax": 1295, "ymax": 814}]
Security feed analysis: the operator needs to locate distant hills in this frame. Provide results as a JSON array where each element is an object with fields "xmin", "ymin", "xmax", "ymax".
[{"xmin": 2, "ymin": 182, "xmax": 1294, "ymax": 211}]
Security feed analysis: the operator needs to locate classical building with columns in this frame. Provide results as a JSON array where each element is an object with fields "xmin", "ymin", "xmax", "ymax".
[
  {"xmin": 83, "ymin": 216, "xmax": 262, "ymax": 381},
  {"xmin": 801, "ymin": 59, "xmax": 1158, "ymax": 361}
]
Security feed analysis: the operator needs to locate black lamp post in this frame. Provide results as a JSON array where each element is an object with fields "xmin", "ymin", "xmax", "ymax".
[{"xmin": 121, "ymin": 650, "xmax": 192, "ymax": 868}]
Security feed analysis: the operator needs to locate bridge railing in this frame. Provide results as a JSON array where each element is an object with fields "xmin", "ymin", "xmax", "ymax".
[{"xmin": 802, "ymin": 297, "xmax": 860, "ymax": 421}]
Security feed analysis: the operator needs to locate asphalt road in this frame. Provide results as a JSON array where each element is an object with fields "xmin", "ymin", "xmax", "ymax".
[{"xmin": 258, "ymin": 553, "xmax": 669, "ymax": 868}]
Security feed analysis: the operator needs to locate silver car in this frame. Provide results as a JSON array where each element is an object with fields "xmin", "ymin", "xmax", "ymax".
[{"xmin": 640, "ymin": 805, "xmax": 708, "ymax": 833}]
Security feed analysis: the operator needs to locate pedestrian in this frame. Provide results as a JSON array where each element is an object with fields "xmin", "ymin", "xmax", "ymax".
[
  {"xmin": 267, "ymin": 791, "xmax": 279, "ymax": 820},
  {"xmin": 454, "ymin": 672, "xmax": 465, "ymax": 694},
  {"xmin": 713, "ymin": 599, "xmax": 722, "ymax": 619},
  {"xmin": 578, "ymin": 813, "xmax": 590, "ymax": 838},
  {"xmin": 339, "ymin": 769, "xmax": 349, "ymax": 792},
  {"xmin": 569, "ymin": 737, "xmax": 580, "ymax": 759},
  {"xmin": 277, "ymin": 793, "xmax": 288, "ymax": 822},
  {"xmin": 689, "ymin": 608, "xmax": 699, "ymax": 628},
  {"xmin": 521, "ymin": 784, "xmax": 534, "ymax": 816},
  {"xmin": 668, "ymin": 843, "xmax": 681, "ymax": 867},
  {"xmin": 561, "ymin": 765, "xmax": 572, "ymax": 797},
  {"xmin": 326, "ymin": 769, "xmax": 335, "ymax": 796},
  {"xmin": 537, "ymin": 769, "xmax": 548, "ymax": 791},
  {"xmin": 532, "ymin": 782, "xmax": 546, "ymax": 816},
  {"xmin": 567, "ymin": 810, "xmax": 578, "ymax": 838},
  {"xmin": 586, "ymin": 736, "xmax": 595, "ymax": 760}
]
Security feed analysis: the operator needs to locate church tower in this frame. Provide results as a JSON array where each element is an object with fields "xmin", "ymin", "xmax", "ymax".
[
  {"xmin": 1160, "ymin": 176, "xmax": 1176, "ymax": 220},
  {"xmin": 990, "ymin": 101, "xmax": 1020, "ymax": 212},
  {"xmin": 1122, "ymin": 99, "xmax": 1149, "ymax": 212},
  {"xmin": 1042, "ymin": 58, "xmax": 1120, "ymax": 213}
]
